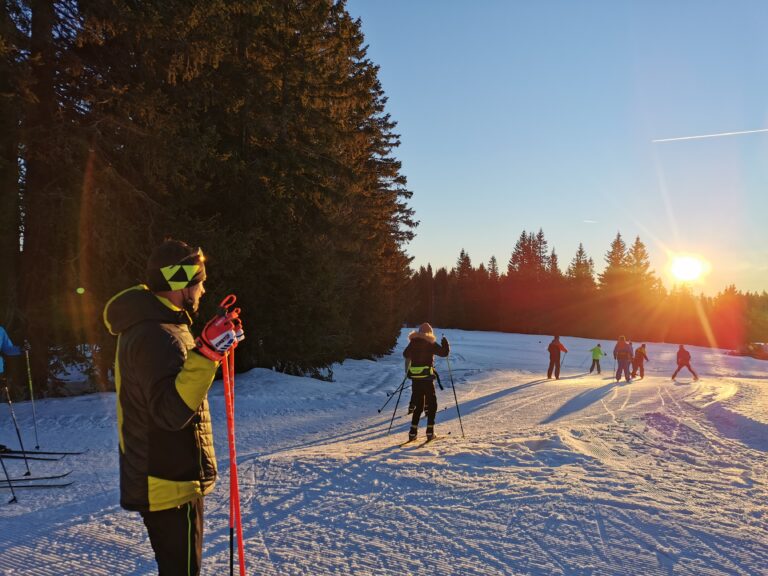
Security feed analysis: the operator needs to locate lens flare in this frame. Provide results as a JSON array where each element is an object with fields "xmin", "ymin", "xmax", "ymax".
[{"xmin": 669, "ymin": 255, "xmax": 709, "ymax": 283}]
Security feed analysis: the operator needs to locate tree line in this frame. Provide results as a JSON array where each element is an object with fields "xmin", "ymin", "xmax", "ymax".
[
  {"xmin": 406, "ymin": 229, "xmax": 768, "ymax": 349},
  {"xmin": 1, "ymin": 0, "xmax": 414, "ymax": 393}
]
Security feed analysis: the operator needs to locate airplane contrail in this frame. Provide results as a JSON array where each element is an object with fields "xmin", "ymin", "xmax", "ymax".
[{"xmin": 652, "ymin": 127, "xmax": 768, "ymax": 143}]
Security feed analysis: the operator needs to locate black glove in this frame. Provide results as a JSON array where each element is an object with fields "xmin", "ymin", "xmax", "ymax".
[{"xmin": 441, "ymin": 336, "xmax": 449, "ymax": 347}]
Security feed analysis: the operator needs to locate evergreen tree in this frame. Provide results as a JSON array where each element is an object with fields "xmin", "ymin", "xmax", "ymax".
[
  {"xmin": 508, "ymin": 229, "xmax": 549, "ymax": 282},
  {"xmin": 456, "ymin": 249, "xmax": 472, "ymax": 281},
  {"xmin": 488, "ymin": 255, "xmax": 499, "ymax": 282},
  {"xmin": 598, "ymin": 232, "xmax": 629, "ymax": 294},
  {"xmin": 534, "ymin": 228, "xmax": 550, "ymax": 281},
  {"xmin": 566, "ymin": 243, "xmax": 596, "ymax": 289},
  {"xmin": 507, "ymin": 230, "xmax": 529, "ymax": 277},
  {"xmin": 404, "ymin": 265, "xmax": 434, "ymax": 326},
  {"xmin": 548, "ymin": 248, "xmax": 562, "ymax": 279},
  {"xmin": 432, "ymin": 267, "xmax": 450, "ymax": 327},
  {"xmin": 626, "ymin": 236, "xmax": 658, "ymax": 290},
  {"xmin": 0, "ymin": 2, "xmax": 24, "ymax": 327}
]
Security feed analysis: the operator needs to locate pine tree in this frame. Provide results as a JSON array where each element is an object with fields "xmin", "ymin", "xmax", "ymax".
[
  {"xmin": 566, "ymin": 243, "xmax": 596, "ymax": 289},
  {"xmin": 456, "ymin": 249, "xmax": 472, "ymax": 281},
  {"xmin": 508, "ymin": 229, "xmax": 549, "ymax": 282},
  {"xmin": 548, "ymin": 248, "xmax": 562, "ymax": 279},
  {"xmin": 534, "ymin": 228, "xmax": 550, "ymax": 280},
  {"xmin": 625, "ymin": 236, "xmax": 656, "ymax": 289},
  {"xmin": 598, "ymin": 232, "xmax": 629, "ymax": 294},
  {"xmin": 0, "ymin": 2, "xmax": 23, "ymax": 327},
  {"xmin": 488, "ymin": 256, "xmax": 499, "ymax": 282},
  {"xmin": 507, "ymin": 230, "xmax": 529, "ymax": 277}
]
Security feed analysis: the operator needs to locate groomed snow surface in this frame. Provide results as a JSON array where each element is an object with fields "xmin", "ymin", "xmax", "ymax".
[{"xmin": 1, "ymin": 330, "xmax": 766, "ymax": 575}]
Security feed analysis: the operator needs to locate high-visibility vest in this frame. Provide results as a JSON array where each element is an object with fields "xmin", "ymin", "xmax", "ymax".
[{"xmin": 408, "ymin": 365, "xmax": 434, "ymax": 380}]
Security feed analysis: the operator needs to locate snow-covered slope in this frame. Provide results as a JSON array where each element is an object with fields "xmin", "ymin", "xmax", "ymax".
[{"xmin": 1, "ymin": 330, "xmax": 766, "ymax": 575}]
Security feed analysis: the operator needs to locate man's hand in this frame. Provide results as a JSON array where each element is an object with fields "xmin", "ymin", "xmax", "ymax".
[
  {"xmin": 23, "ymin": 340, "xmax": 31, "ymax": 352},
  {"xmin": 195, "ymin": 313, "xmax": 242, "ymax": 362}
]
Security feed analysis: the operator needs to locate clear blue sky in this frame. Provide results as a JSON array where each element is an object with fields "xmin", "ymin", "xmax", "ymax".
[{"xmin": 346, "ymin": 0, "xmax": 768, "ymax": 295}]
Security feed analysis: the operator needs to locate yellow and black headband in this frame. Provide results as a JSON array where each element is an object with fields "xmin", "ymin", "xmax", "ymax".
[{"xmin": 147, "ymin": 247, "xmax": 206, "ymax": 292}]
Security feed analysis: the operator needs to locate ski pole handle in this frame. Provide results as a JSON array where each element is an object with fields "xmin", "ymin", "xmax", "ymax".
[{"xmin": 218, "ymin": 294, "xmax": 236, "ymax": 312}]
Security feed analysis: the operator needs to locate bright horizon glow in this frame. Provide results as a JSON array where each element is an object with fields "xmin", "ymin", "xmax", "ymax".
[{"xmin": 668, "ymin": 254, "xmax": 710, "ymax": 284}]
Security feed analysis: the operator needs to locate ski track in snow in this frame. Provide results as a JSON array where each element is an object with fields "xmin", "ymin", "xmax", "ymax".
[{"xmin": 1, "ymin": 330, "xmax": 767, "ymax": 575}]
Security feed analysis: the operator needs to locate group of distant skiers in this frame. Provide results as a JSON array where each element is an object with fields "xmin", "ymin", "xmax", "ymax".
[{"xmin": 546, "ymin": 335, "xmax": 698, "ymax": 383}]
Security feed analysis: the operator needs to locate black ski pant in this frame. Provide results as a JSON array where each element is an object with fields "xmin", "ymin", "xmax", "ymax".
[
  {"xmin": 140, "ymin": 497, "xmax": 204, "ymax": 576},
  {"xmin": 547, "ymin": 357, "xmax": 561, "ymax": 379},
  {"xmin": 672, "ymin": 363, "xmax": 698, "ymax": 380},
  {"xmin": 589, "ymin": 359, "xmax": 601, "ymax": 374},
  {"xmin": 632, "ymin": 360, "xmax": 645, "ymax": 378},
  {"xmin": 409, "ymin": 379, "xmax": 437, "ymax": 438},
  {"xmin": 616, "ymin": 359, "xmax": 631, "ymax": 382}
]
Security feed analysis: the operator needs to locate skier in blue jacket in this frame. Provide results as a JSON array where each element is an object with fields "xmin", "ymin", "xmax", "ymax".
[{"xmin": 0, "ymin": 326, "xmax": 23, "ymax": 385}]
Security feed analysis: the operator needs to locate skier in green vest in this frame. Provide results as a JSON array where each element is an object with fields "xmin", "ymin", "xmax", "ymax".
[{"xmin": 588, "ymin": 343, "xmax": 606, "ymax": 374}]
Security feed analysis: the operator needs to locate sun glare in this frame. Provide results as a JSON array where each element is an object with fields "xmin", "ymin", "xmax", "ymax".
[{"xmin": 669, "ymin": 255, "xmax": 708, "ymax": 283}]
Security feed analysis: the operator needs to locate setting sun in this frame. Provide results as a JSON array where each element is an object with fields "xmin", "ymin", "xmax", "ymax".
[{"xmin": 670, "ymin": 255, "xmax": 709, "ymax": 282}]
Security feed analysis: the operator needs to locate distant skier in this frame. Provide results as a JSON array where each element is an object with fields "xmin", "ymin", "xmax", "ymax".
[
  {"xmin": 0, "ymin": 326, "xmax": 23, "ymax": 388},
  {"xmin": 613, "ymin": 335, "xmax": 633, "ymax": 382},
  {"xmin": 589, "ymin": 343, "xmax": 606, "ymax": 374},
  {"xmin": 671, "ymin": 344, "xmax": 699, "ymax": 381},
  {"xmin": 631, "ymin": 344, "xmax": 649, "ymax": 379},
  {"xmin": 546, "ymin": 336, "xmax": 568, "ymax": 379},
  {"xmin": 403, "ymin": 323, "xmax": 450, "ymax": 442}
]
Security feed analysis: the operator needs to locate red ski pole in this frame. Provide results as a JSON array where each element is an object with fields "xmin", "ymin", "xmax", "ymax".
[
  {"xmin": 218, "ymin": 294, "xmax": 246, "ymax": 576},
  {"xmin": 222, "ymin": 349, "xmax": 246, "ymax": 576}
]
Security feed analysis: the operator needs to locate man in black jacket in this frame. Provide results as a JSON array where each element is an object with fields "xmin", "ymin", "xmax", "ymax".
[
  {"xmin": 403, "ymin": 323, "xmax": 450, "ymax": 442},
  {"xmin": 671, "ymin": 344, "xmax": 699, "ymax": 381},
  {"xmin": 104, "ymin": 239, "xmax": 242, "ymax": 575}
]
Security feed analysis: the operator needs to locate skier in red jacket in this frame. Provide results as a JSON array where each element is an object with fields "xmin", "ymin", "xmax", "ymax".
[{"xmin": 546, "ymin": 336, "xmax": 568, "ymax": 379}]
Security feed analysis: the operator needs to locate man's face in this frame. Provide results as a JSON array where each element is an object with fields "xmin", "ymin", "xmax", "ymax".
[{"xmin": 186, "ymin": 281, "xmax": 206, "ymax": 314}]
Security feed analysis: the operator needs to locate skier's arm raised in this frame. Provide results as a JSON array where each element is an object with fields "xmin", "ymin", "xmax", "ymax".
[{"xmin": 435, "ymin": 335, "xmax": 450, "ymax": 357}]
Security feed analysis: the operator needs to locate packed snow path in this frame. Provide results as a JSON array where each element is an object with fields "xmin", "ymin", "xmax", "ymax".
[{"xmin": 1, "ymin": 330, "xmax": 766, "ymax": 575}]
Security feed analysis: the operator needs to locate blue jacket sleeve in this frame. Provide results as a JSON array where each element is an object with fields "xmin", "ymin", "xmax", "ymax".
[{"xmin": 0, "ymin": 327, "xmax": 22, "ymax": 356}]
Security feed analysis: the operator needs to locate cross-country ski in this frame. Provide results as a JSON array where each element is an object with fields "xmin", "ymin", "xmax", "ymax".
[
  {"xmin": 0, "ymin": 445, "xmax": 85, "ymax": 456},
  {"xmin": 0, "ymin": 453, "xmax": 65, "ymax": 462},
  {"xmin": 0, "ymin": 481, "xmax": 74, "ymax": 490},
  {"xmin": 0, "ymin": 471, "xmax": 71, "ymax": 483}
]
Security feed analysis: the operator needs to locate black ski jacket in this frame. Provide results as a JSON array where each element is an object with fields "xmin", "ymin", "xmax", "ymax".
[
  {"xmin": 403, "ymin": 332, "xmax": 450, "ymax": 382},
  {"xmin": 103, "ymin": 285, "xmax": 218, "ymax": 512}
]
